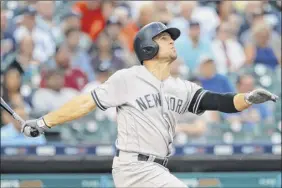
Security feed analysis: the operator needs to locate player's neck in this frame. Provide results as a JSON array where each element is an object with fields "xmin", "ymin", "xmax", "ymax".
[{"xmin": 143, "ymin": 60, "xmax": 171, "ymax": 81}]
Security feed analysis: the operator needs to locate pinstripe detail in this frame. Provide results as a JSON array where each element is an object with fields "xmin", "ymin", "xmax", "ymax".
[
  {"xmin": 91, "ymin": 90, "xmax": 107, "ymax": 111},
  {"xmin": 187, "ymin": 88, "xmax": 203, "ymax": 113},
  {"xmin": 193, "ymin": 90, "xmax": 207, "ymax": 114}
]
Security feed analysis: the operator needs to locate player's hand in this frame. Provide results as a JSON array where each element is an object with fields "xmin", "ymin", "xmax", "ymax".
[
  {"xmin": 245, "ymin": 88, "xmax": 279, "ymax": 105},
  {"xmin": 21, "ymin": 118, "xmax": 50, "ymax": 137}
]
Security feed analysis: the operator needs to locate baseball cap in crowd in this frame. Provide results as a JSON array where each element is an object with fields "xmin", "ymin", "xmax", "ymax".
[
  {"xmin": 61, "ymin": 10, "xmax": 81, "ymax": 21},
  {"xmin": 13, "ymin": 5, "xmax": 37, "ymax": 23},
  {"xmin": 106, "ymin": 16, "xmax": 122, "ymax": 26},
  {"xmin": 94, "ymin": 61, "xmax": 112, "ymax": 73},
  {"xmin": 189, "ymin": 20, "xmax": 200, "ymax": 27}
]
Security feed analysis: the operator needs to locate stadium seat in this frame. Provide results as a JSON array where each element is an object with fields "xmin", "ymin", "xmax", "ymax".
[{"xmin": 59, "ymin": 111, "xmax": 117, "ymax": 145}]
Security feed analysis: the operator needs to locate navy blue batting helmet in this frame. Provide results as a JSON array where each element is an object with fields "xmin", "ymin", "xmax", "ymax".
[{"xmin": 133, "ymin": 22, "xmax": 180, "ymax": 64}]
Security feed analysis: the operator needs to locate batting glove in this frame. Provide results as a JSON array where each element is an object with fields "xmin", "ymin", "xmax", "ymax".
[
  {"xmin": 21, "ymin": 117, "xmax": 50, "ymax": 137},
  {"xmin": 245, "ymin": 88, "xmax": 279, "ymax": 105}
]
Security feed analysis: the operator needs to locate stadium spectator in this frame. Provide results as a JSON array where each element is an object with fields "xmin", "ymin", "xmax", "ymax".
[
  {"xmin": 238, "ymin": 1, "xmax": 264, "ymax": 36},
  {"xmin": 227, "ymin": 13, "xmax": 244, "ymax": 40},
  {"xmin": 1, "ymin": 61, "xmax": 24, "ymax": 104},
  {"xmin": 104, "ymin": 17, "xmax": 126, "ymax": 55},
  {"xmin": 175, "ymin": 21, "xmax": 213, "ymax": 72},
  {"xmin": 90, "ymin": 32, "xmax": 127, "ymax": 74},
  {"xmin": 35, "ymin": 1, "xmax": 60, "ymax": 44},
  {"xmin": 8, "ymin": 34, "xmax": 42, "ymax": 88},
  {"xmin": 72, "ymin": 1, "xmax": 113, "ymax": 41},
  {"xmin": 224, "ymin": 74, "xmax": 273, "ymax": 132},
  {"xmin": 115, "ymin": 2, "xmax": 155, "ymax": 53},
  {"xmin": 169, "ymin": 1, "xmax": 197, "ymax": 37},
  {"xmin": 197, "ymin": 56, "xmax": 235, "ymax": 93},
  {"xmin": 104, "ymin": 16, "xmax": 123, "ymax": 50},
  {"xmin": 211, "ymin": 22, "xmax": 246, "ymax": 75},
  {"xmin": 1, "ymin": 96, "xmax": 46, "ymax": 146},
  {"xmin": 64, "ymin": 27, "xmax": 93, "ymax": 81},
  {"xmin": 58, "ymin": 11, "xmax": 92, "ymax": 51},
  {"xmin": 104, "ymin": 16, "xmax": 136, "ymax": 66},
  {"xmin": 216, "ymin": 1, "xmax": 234, "ymax": 22},
  {"xmin": 136, "ymin": 2, "xmax": 155, "ymax": 28},
  {"xmin": 169, "ymin": 1, "xmax": 219, "ymax": 39},
  {"xmin": 16, "ymin": 34, "xmax": 34, "ymax": 68},
  {"xmin": 32, "ymin": 69, "xmax": 78, "ymax": 116},
  {"xmin": 153, "ymin": 1, "xmax": 173, "ymax": 26},
  {"xmin": 244, "ymin": 21, "xmax": 280, "ymax": 69},
  {"xmin": 239, "ymin": 1, "xmax": 281, "ymax": 36},
  {"xmin": 261, "ymin": 0, "xmax": 282, "ymax": 34},
  {"xmin": 13, "ymin": 6, "xmax": 56, "ymax": 64},
  {"xmin": 240, "ymin": 10, "xmax": 281, "ymax": 51},
  {"xmin": 41, "ymin": 44, "xmax": 88, "ymax": 91},
  {"xmin": 60, "ymin": 11, "xmax": 81, "ymax": 34},
  {"xmin": 112, "ymin": 6, "xmax": 138, "ymax": 53},
  {"xmin": 240, "ymin": 10, "xmax": 265, "ymax": 44},
  {"xmin": 1, "ymin": 10, "xmax": 16, "ymax": 62}
]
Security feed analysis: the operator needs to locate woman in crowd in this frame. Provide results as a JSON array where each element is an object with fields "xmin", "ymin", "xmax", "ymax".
[{"xmin": 245, "ymin": 21, "xmax": 280, "ymax": 70}]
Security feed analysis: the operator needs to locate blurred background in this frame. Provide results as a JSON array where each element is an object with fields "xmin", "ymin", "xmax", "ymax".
[{"xmin": 0, "ymin": 1, "xmax": 281, "ymax": 188}]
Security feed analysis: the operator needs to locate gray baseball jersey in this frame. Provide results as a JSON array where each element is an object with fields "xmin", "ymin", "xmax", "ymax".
[{"xmin": 91, "ymin": 65, "xmax": 207, "ymax": 158}]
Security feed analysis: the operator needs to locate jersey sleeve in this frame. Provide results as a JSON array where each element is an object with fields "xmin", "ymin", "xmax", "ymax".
[
  {"xmin": 184, "ymin": 81, "xmax": 208, "ymax": 115},
  {"xmin": 91, "ymin": 70, "xmax": 127, "ymax": 111}
]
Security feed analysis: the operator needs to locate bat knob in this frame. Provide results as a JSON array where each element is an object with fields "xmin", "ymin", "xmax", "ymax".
[
  {"xmin": 30, "ymin": 128, "xmax": 40, "ymax": 137},
  {"xmin": 24, "ymin": 126, "xmax": 40, "ymax": 137}
]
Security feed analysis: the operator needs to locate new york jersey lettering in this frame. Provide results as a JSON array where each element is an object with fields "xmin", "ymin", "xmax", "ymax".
[{"xmin": 136, "ymin": 93, "xmax": 183, "ymax": 114}]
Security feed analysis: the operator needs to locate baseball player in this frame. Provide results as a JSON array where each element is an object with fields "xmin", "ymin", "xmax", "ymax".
[{"xmin": 22, "ymin": 22, "xmax": 278, "ymax": 188}]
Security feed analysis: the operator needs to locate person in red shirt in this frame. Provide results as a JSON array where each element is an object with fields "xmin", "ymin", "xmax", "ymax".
[
  {"xmin": 40, "ymin": 44, "xmax": 88, "ymax": 91},
  {"xmin": 72, "ymin": 1, "xmax": 113, "ymax": 41}
]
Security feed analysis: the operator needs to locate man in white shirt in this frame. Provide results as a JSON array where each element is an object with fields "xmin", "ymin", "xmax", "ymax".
[
  {"xmin": 169, "ymin": 1, "xmax": 220, "ymax": 40},
  {"xmin": 13, "ymin": 6, "xmax": 56, "ymax": 64},
  {"xmin": 211, "ymin": 22, "xmax": 246, "ymax": 75},
  {"xmin": 35, "ymin": 1, "xmax": 61, "ymax": 44}
]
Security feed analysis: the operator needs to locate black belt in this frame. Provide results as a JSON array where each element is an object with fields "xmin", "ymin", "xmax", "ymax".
[{"xmin": 115, "ymin": 150, "xmax": 168, "ymax": 167}]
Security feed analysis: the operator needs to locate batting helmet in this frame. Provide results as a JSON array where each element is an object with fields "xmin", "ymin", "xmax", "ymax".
[{"xmin": 133, "ymin": 22, "xmax": 181, "ymax": 64}]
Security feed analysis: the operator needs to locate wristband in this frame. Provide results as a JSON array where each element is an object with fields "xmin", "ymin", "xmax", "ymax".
[{"xmin": 37, "ymin": 117, "xmax": 51, "ymax": 130}]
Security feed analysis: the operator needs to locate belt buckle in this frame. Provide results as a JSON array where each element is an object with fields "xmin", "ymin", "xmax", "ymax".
[{"xmin": 162, "ymin": 158, "xmax": 168, "ymax": 167}]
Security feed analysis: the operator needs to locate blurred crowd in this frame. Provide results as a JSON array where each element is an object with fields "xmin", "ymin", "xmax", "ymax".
[{"xmin": 1, "ymin": 1, "xmax": 281, "ymax": 147}]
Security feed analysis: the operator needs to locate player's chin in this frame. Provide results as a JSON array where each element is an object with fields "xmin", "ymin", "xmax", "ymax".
[{"xmin": 170, "ymin": 53, "xmax": 177, "ymax": 62}]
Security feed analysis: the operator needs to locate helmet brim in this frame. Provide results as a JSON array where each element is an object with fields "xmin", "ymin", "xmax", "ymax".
[{"xmin": 160, "ymin": 27, "xmax": 181, "ymax": 41}]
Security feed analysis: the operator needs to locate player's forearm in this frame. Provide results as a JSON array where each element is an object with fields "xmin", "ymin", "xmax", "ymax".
[
  {"xmin": 199, "ymin": 92, "xmax": 250, "ymax": 113},
  {"xmin": 43, "ymin": 93, "xmax": 96, "ymax": 127},
  {"xmin": 199, "ymin": 89, "xmax": 278, "ymax": 113}
]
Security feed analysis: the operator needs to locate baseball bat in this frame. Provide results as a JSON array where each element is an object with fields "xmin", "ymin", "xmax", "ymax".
[
  {"xmin": 1, "ymin": 97, "xmax": 40, "ymax": 137},
  {"xmin": 1, "ymin": 97, "xmax": 25, "ymax": 125}
]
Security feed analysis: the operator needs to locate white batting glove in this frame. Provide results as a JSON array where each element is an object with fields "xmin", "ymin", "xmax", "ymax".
[{"xmin": 21, "ymin": 117, "xmax": 50, "ymax": 137}]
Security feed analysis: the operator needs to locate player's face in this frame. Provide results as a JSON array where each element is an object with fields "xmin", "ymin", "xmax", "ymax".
[{"xmin": 153, "ymin": 32, "xmax": 177, "ymax": 62}]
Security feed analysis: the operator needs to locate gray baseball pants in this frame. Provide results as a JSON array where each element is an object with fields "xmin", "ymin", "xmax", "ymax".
[{"xmin": 112, "ymin": 150, "xmax": 188, "ymax": 187}]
